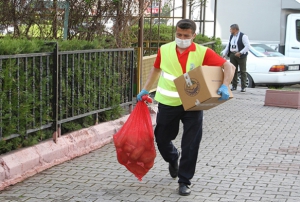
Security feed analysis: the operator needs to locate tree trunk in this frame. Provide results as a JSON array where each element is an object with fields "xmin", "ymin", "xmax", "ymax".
[{"xmin": 53, "ymin": 0, "xmax": 58, "ymax": 39}]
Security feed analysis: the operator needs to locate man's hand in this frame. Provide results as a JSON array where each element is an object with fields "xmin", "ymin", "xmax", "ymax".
[
  {"xmin": 217, "ymin": 84, "xmax": 229, "ymax": 100},
  {"xmin": 235, "ymin": 52, "xmax": 242, "ymax": 58},
  {"xmin": 137, "ymin": 89, "xmax": 149, "ymax": 101}
]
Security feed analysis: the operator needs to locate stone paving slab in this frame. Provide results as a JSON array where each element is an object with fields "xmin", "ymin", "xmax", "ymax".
[{"xmin": 0, "ymin": 88, "xmax": 299, "ymax": 202}]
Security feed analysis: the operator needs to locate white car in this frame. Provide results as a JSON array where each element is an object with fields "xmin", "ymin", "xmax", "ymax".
[
  {"xmin": 0, "ymin": 25, "xmax": 14, "ymax": 35},
  {"xmin": 223, "ymin": 43, "xmax": 300, "ymax": 88}
]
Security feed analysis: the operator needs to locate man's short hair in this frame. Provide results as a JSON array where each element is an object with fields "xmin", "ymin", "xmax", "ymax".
[
  {"xmin": 230, "ymin": 24, "xmax": 239, "ymax": 30},
  {"xmin": 176, "ymin": 19, "xmax": 197, "ymax": 34}
]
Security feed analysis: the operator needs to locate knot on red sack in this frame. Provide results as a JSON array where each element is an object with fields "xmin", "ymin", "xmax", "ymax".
[{"xmin": 141, "ymin": 95, "xmax": 153, "ymax": 103}]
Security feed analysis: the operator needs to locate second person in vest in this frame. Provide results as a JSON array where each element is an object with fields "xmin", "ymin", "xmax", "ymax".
[
  {"xmin": 222, "ymin": 24, "xmax": 250, "ymax": 92},
  {"xmin": 137, "ymin": 19, "xmax": 235, "ymax": 196}
]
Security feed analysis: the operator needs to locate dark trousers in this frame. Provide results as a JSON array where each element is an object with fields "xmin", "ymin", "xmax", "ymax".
[
  {"xmin": 154, "ymin": 103, "xmax": 203, "ymax": 185},
  {"xmin": 230, "ymin": 53, "xmax": 247, "ymax": 88}
]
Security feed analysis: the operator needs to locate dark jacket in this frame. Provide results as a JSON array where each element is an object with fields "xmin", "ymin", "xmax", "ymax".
[{"xmin": 227, "ymin": 32, "xmax": 248, "ymax": 58}]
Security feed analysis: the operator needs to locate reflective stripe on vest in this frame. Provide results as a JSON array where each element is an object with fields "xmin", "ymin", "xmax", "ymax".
[
  {"xmin": 154, "ymin": 41, "xmax": 207, "ymax": 106},
  {"xmin": 156, "ymin": 86, "xmax": 180, "ymax": 98},
  {"xmin": 161, "ymin": 71, "xmax": 177, "ymax": 81}
]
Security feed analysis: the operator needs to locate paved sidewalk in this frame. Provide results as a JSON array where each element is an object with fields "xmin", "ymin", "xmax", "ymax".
[{"xmin": 0, "ymin": 87, "xmax": 299, "ymax": 202}]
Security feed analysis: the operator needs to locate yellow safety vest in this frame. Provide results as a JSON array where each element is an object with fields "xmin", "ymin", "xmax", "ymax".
[{"xmin": 154, "ymin": 41, "xmax": 207, "ymax": 106}]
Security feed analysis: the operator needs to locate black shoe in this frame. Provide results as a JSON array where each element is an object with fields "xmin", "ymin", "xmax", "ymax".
[
  {"xmin": 178, "ymin": 183, "xmax": 191, "ymax": 196},
  {"xmin": 169, "ymin": 151, "xmax": 180, "ymax": 178},
  {"xmin": 241, "ymin": 88, "xmax": 246, "ymax": 92},
  {"xmin": 231, "ymin": 87, "xmax": 237, "ymax": 91}
]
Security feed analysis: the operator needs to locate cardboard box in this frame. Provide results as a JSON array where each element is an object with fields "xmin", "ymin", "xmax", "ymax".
[{"xmin": 174, "ymin": 66, "xmax": 233, "ymax": 110}]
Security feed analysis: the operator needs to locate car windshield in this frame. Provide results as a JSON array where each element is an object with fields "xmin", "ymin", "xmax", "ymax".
[
  {"xmin": 249, "ymin": 46, "xmax": 266, "ymax": 57},
  {"xmin": 251, "ymin": 44, "xmax": 284, "ymax": 57}
]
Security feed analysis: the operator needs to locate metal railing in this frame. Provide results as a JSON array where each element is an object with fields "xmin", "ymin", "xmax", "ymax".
[{"xmin": 0, "ymin": 47, "xmax": 135, "ymax": 142}]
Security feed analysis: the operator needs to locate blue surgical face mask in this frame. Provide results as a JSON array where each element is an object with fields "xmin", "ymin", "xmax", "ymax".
[{"xmin": 175, "ymin": 37, "xmax": 192, "ymax": 48}]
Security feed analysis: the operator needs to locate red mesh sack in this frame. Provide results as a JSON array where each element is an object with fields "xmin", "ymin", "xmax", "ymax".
[{"xmin": 113, "ymin": 95, "xmax": 156, "ymax": 181}]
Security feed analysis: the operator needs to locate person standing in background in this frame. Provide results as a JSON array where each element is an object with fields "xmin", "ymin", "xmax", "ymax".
[{"xmin": 222, "ymin": 24, "xmax": 250, "ymax": 92}]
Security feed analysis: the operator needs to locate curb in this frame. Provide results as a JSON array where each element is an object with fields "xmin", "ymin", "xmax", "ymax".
[{"xmin": 0, "ymin": 108, "xmax": 157, "ymax": 190}]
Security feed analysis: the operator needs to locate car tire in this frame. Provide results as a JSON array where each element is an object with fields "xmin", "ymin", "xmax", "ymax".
[{"xmin": 238, "ymin": 72, "xmax": 255, "ymax": 88}]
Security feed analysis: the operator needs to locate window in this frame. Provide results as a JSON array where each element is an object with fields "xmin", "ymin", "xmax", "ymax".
[{"xmin": 296, "ymin": 20, "xmax": 300, "ymax": 42}]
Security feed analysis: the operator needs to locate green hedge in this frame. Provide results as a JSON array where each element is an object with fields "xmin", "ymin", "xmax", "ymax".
[{"xmin": 0, "ymin": 37, "xmax": 125, "ymax": 154}]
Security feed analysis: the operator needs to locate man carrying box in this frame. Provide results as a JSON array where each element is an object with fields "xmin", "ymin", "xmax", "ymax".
[{"xmin": 137, "ymin": 19, "xmax": 235, "ymax": 196}]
